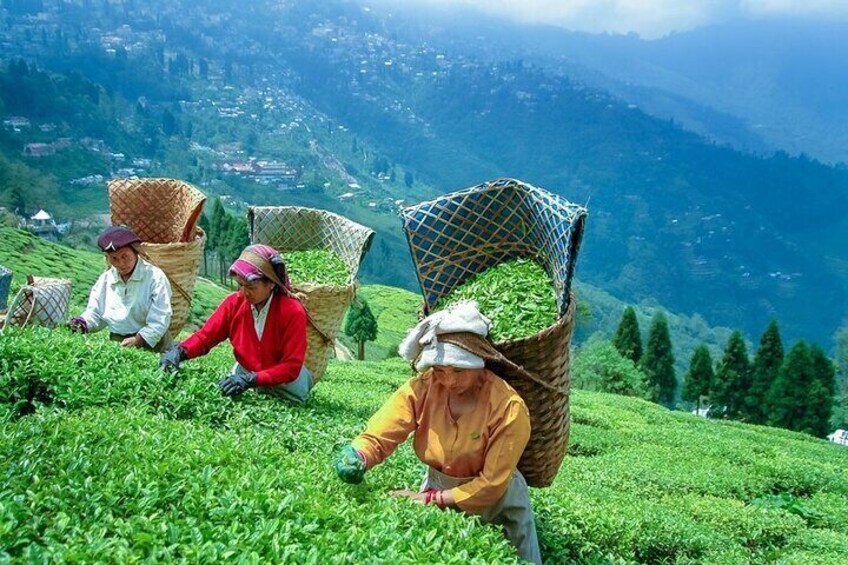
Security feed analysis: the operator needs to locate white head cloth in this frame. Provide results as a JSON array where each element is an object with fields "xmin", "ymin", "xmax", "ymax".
[{"xmin": 398, "ymin": 300, "xmax": 491, "ymax": 372}]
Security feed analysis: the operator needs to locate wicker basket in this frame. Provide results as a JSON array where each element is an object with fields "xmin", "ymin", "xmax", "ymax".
[
  {"xmin": 108, "ymin": 178, "xmax": 206, "ymax": 243},
  {"xmin": 400, "ymin": 178, "xmax": 587, "ymax": 487},
  {"xmin": 248, "ymin": 206, "xmax": 375, "ymax": 382},
  {"xmin": 0, "ymin": 264, "xmax": 11, "ymax": 312},
  {"xmin": 108, "ymin": 178, "xmax": 207, "ymax": 337},
  {"xmin": 3, "ymin": 275, "xmax": 72, "ymax": 329},
  {"xmin": 138, "ymin": 228, "xmax": 206, "ymax": 338}
]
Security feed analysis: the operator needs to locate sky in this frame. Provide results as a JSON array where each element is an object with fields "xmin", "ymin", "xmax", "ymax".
[{"xmin": 393, "ymin": 0, "xmax": 848, "ymax": 38}]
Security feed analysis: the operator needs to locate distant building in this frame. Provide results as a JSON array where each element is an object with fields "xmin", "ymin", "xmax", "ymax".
[
  {"xmin": 28, "ymin": 209, "xmax": 59, "ymax": 240},
  {"xmin": 3, "ymin": 116, "xmax": 30, "ymax": 130},
  {"xmin": 23, "ymin": 142, "xmax": 55, "ymax": 157},
  {"xmin": 827, "ymin": 429, "xmax": 848, "ymax": 446}
]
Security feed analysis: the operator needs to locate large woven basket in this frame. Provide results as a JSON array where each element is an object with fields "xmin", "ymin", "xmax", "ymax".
[
  {"xmin": 0, "ymin": 264, "xmax": 11, "ymax": 312},
  {"xmin": 108, "ymin": 178, "xmax": 207, "ymax": 336},
  {"xmin": 108, "ymin": 178, "xmax": 206, "ymax": 243},
  {"xmin": 248, "ymin": 206, "xmax": 375, "ymax": 382},
  {"xmin": 400, "ymin": 178, "xmax": 587, "ymax": 487},
  {"xmin": 3, "ymin": 276, "xmax": 72, "ymax": 329}
]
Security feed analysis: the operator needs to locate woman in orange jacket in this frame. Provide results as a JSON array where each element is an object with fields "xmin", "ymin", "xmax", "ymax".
[{"xmin": 334, "ymin": 301, "xmax": 541, "ymax": 564}]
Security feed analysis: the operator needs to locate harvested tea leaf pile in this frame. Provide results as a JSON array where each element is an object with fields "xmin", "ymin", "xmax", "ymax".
[
  {"xmin": 437, "ymin": 258, "xmax": 557, "ymax": 341},
  {"xmin": 285, "ymin": 249, "xmax": 349, "ymax": 286}
]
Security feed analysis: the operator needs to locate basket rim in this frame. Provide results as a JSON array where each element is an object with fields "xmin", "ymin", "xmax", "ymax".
[{"xmin": 247, "ymin": 205, "xmax": 375, "ymax": 285}]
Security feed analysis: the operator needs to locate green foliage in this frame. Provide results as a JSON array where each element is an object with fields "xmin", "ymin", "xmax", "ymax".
[
  {"xmin": 286, "ymin": 250, "xmax": 349, "ymax": 286},
  {"xmin": 640, "ymin": 312, "xmax": 676, "ymax": 406},
  {"xmin": 710, "ymin": 331, "xmax": 752, "ymax": 420},
  {"xmin": 807, "ymin": 345, "xmax": 836, "ymax": 438},
  {"xmin": 437, "ymin": 259, "xmax": 557, "ymax": 342},
  {"xmin": 343, "ymin": 296, "xmax": 378, "ymax": 360},
  {"xmin": 0, "ymin": 330, "xmax": 513, "ymax": 563},
  {"xmin": 682, "ymin": 344, "xmax": 713, "ymax": 409},
  {"xmin": 2, "ymin": 328, "xmax": 848, "ymax": 563},
  {"xmin": 767, "ymin": 342, "xmax": 817, "ymax": 434},
  {"xmin": 831, "ymin": 327, "xmax": 848, "ymax": 430},
  {"xmin": 612, "ymin": 306, "xmax": 642, "ymax": 364},
  {"xmin": 749, "ymin": 320, "xmax": 784, "ymax": 425},
  {"xmin": 573, "ymin": 281, "xmax": 734, "ymax": 379},
  {"xmin": 572, "ymin": 337, "xmax": 647, "ymax": 397}
]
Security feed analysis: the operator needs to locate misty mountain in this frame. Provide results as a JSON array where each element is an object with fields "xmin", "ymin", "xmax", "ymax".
[
  {"xmin": 1, "ymin": 0, "xmax": 846, "ymax": 346},
  {"xmin": 375, "ymin": 5, "xmax": 848, "ymax": 164}
]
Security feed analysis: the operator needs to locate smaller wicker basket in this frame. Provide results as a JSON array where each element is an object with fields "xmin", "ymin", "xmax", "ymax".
[
  {"xmin": 108, "ymin": 178, "xmax": 207, "ymax": 337},
  {"xmin": 248, "ymin": 206, "xmax": 375, "ymax": 382},
  {"xmin": 3, "ymin": 275, "xmax": 72, "ymax": 329}
]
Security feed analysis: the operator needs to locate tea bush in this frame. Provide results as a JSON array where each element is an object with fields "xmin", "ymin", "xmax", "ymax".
[{"xmin": 2, "ymin": 327, "xmax": 848, "ymax": 563}]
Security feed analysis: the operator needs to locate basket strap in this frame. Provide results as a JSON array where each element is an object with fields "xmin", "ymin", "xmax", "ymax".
[
  {"xmin": 287, "ymin": 289, "xmax": 333, "ymax": 345},
  {"xmin": 3, "ymin": 286, "xmax": 37, "ymax": 330},
  {"xmin": 438, "ymin": 332, "xmax": 566, "ymax": 395},
  {"xmin": 136, "ymin": 250, "xmax": 192, "ymax": 303}
]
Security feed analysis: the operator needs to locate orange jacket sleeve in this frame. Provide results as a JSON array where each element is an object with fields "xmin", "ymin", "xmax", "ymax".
[{"xmin": 351, "ymin": 377, "xmax": 423, "ymax": 467}]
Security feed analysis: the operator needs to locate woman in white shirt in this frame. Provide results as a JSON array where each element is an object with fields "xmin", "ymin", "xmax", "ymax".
[{"xmin": 69, "ymin": 226, "xmax": 173, "ymax": 352}]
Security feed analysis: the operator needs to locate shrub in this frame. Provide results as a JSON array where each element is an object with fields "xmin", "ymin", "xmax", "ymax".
[{"xmin": 572, "ymin": 337, "xmax": 648, "ymax": 397}]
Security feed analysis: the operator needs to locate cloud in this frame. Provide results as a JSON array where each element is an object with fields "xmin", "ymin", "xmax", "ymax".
[{"xmin": 391, "ymin": 0, "xmax": 848, "ymax": 38}]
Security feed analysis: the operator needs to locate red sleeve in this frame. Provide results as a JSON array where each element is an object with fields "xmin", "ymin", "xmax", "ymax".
[
  {"xmin": 255, "ymin": 298, "xmax": 308, "ymax": 387},
  {"xmin": 180, "ymin": 293, "xmax": 237, "ymax": 359}
]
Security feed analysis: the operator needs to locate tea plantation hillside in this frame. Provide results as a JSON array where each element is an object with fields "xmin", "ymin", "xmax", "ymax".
[
  {"xmin": 1, "ymin": 328, "xmax": 847, "ymax": 563},
  {"xmin": 0, "ymin": 227, "xmax": 230, "ymax": 331}
]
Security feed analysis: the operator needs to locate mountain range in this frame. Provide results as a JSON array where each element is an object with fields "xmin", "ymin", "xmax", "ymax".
[{"xmin": 0, "ymin": 0, "xmax": 846, "ymax": 347}]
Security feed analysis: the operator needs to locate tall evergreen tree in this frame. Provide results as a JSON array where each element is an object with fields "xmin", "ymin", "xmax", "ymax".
[
  {"xmin": 767, "ymin": 341, "xmax": 813, "ymax": 432},
  {"xmin": 831, "ymin": 327, "xmax": 848, "ymax": 430},
  {"xmin": 344, "ymin": 297, "xmax": 378, "ymax": 361},
  {"xmin": 749, "ymin": 320, "xmax": 784, "ymax": 424},
  {"xmin": 683, "ymin": 344, "xmax": 714, "ymax": 413},
  {"xmin": 640, "ymin": 312, "xmax": 676, "ymax": 406},
  {"xmin": 805, "ymin": 345, "xmax": 836, "ymax": 437},
  {"xmin": 208, "ymin": 198, "xmax": 226, "ymax": 250},
  {"xmin": 709, "ymin": 331, "xmax": 751, "ymax": 420},
  {"xmin": 613, "ymin": 306, "xmax": 642, "ymax": 365}
]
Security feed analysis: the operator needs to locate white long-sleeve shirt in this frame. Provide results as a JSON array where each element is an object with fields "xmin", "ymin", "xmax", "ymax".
[{"xmin": 80, "ymin": 258, "xmax": 172, "ymax": 347}]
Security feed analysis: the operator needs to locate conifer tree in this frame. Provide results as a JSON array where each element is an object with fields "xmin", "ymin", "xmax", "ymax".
[
  {"xmin": 613, "ymin": 306, "xmax": 642, "ymax": 365},
  {"xmin": 831, "ymin": 327, "xmax": 848, "ymax": 430},
  {"xmin": 709, "ymin": 331, "xmax": 751, "ymax": 420},
  {"xmin": 208, "ymin": 198, "xmax": 226, "ymax": 250},
  {"xmin": 749, "ymin": 320, "xmax": 784, "ymax": 424},
  {"xmin": 805, "ymin": 345, "xmax": 836, "ymax": 437},
  {"xmin": 683, "ymin": 344, "xmax": 714, "ymax": 413},
  {"xmin": 640, "ymin": 312, "xmax": 675, "ymax": 406},
  {"xmin": 767, "ymin": 341, "xmax": 812, "ymax": 431},
  {"xmin": 344, "ymin": 297, "xmax": 378, "ymax": 361}
]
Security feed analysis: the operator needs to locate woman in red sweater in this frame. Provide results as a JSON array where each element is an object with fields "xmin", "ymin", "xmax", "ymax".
[{"xmin": 159, "ymin": 244, "xmax": 311, "ymax": 404}]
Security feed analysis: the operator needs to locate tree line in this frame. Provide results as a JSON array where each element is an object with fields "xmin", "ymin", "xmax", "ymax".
[{"xmin": 597, "ymin": 306, "xmax": 844, "ymax": 438}]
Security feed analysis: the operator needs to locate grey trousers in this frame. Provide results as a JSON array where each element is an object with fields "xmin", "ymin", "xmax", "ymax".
[
  {"xmin": 421, "ymin": 467, "xmax": 542, "ymax": 565},
  {"xmin": 233, "ymin": 362, "xmax": 313, "ymax": 405}
]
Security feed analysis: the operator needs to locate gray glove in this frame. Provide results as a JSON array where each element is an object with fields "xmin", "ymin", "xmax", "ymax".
[
  {"xmin": 68, "ymin": 317, "xmax": 88, "ymax": 334},
  {"xmin": 218, "ymin": 372, "xmax": 257, "ymax": 397},
  {"xmin": 159, "ymin": 345, "xmax": 186, "ymax": 373}
]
